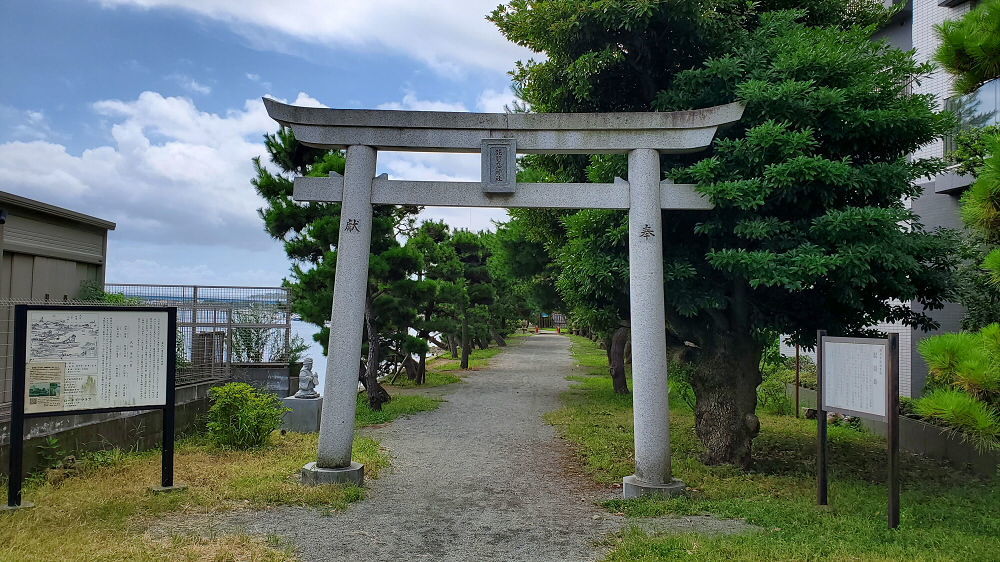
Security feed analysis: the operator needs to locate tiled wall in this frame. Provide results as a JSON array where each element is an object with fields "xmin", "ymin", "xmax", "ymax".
[{"xmin": 911, "ymin": 0, "xmax": 972, "ymax": 160}]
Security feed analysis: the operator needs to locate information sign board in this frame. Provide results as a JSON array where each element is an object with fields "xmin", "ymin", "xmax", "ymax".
[
  {"xmin": 25, "ymin": 309, "xmax": 169, "ymax": 413},
  {"xmin": 821, "ymin": 337, "xmax": 888, "ymax": 421},
  {"xmin": 6, "ymin": 305, "xmax": 180, "ymax": 511},
  {"xmin": 816, "ymin": 331, "xmax": 901, "ymax": 529}
]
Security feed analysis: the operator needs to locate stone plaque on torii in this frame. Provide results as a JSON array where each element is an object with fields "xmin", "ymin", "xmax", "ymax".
[{"xmin": 263, "ymin": 98, "xmax": 743, "ymax": 498}]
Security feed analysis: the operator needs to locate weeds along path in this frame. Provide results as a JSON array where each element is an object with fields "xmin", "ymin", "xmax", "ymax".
[{"xmin": 162, "ymin": 334, "xmax": 625, "ymax": 561}]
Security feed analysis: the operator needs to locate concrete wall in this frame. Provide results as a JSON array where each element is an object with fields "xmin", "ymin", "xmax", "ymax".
[{"xmin": 0, "ymin": 381, "xmax": 213, "ymax": 476}]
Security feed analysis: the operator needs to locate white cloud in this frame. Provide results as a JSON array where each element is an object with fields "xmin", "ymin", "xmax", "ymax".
[
  {"xmin": 169, "ymin": 74, "xmax": 212, "ymax": 94},
  {"xmin": 0, "ymin": 89, "xmax": 509, "ymax": 287},
  {"xmin": 0, "ymin": 105, "xmax": 61, "ymax": 141},
  {"xmin": 475, "ymin": 88, "xmax": 518, "ymax": 113},
  {"xmin": 245, "ymin": 72, "xmax": 272, "ymax": 91},
  {"xmin": 107, "ymin": 241, "xmax": 289, "ymax": 285},
  {"xmin": 377, "ymin": 92, "xmax": 468, "ymax": 112},
  {"xmin": 0, "ymin": 90, "xmax": 321, "ymax": 253},
  {"xmin": 94, "ymin": 0, "xmax": 535, "ymax": 74}
]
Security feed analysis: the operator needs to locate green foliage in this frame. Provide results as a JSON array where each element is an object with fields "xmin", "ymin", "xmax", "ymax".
[
  {"xmin": 917, "ymin": 324, "xmax": 1000, "ymax": 451},
  {"xmin": 78, "ymin": 280, "xmax": 141, "ymax": 305},
  {"xmin": 493, "ymin": 3, "xmax": 954, "ymax": 464},
  {"xmin": 950, "ymin": 125, "xmax": 1000, "ymax": 175},
  {"xmin": 36, "ymin": 436, "xmax": 66, "ymax": 470},
  {"xmin": 668, "ymin": 360, "xmax": 696, "ymax": 410},
  {"xmin": 914, "ymin": 388, "xmax": 1000, "ymax": 452},
  {"xmin": 230, "ymin": 303, "xmax": 287, "ymax": 363},
  {"xmin": 285, "ymin": 334, "xmax": 310, "ymax": 365},
  {"xmin": 756, "ymin": 372, "xmax": 793, "ymax": 416},
  {"xmin": 935, "ymin": 0, "xmax": 1000, "ymax": 95},
  {"xmin": 950, "ymin": 232, "xmax": 1000, "ymax": 330},
  {"xmin": 206, "ymin": 383, "xmax": 289, "ymax": 449},
  {"xmin": 959, "ymin": 134, "xmax": 1000, "ymax": 282},
  {"xmin": 919, "ymin": 325, "xmax": 1000, "ymax": 398}
]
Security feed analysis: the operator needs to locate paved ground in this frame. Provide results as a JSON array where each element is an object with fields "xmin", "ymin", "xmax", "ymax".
[{"xmin": 154, "ymin": 334, "xmax": 754, "ymax": 561}]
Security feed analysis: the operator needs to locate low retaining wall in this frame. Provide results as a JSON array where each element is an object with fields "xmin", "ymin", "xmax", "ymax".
[
  {"xmin": 232, "ymin": 363, "xmax": 293, "ymax": 397},
  {"xmin": 785, "ymin": 383, "xmax": 999, "ymax": 477},
  {"xmin": 0, "ymin": 381, "xmax": 216, "ymax": 476}
]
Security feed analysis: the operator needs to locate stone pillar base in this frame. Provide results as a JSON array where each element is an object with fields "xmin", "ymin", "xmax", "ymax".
[
  {"xmin": 622, "ymin": 475, "xmax": 686, "ymax": 499},
  {"xmin": 301, "ymin": 461, "xmax": 364, "ymax": 486},
  {"xmin": 282, "ymin": 396, "xmax": 323, "ymax": 433}
]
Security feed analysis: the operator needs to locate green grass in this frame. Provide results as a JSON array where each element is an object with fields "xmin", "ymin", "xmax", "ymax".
[
  {"xmin": 0, "ymin": 432, "xmax": 385, "ymax": 560},
  {"xmin": 389, "ymin": 338, "xmax": 523, "ymax": 387},
  {"xmin": 354, "ymin": 393, "xmax": 443, "ymax": 426},
  {"xmin": 553, "ymin": 335, "xmax": 1000, "ymax": 561},
  {"xmin": 389, "ymin": 369, "xmax": 462, "ymax": 388},
  {"xmin": 432, "ymin": 346, "xmax": 508, "ymax": 372}
]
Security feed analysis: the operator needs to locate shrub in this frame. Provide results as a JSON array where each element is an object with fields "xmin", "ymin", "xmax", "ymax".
[
  {"xmin": 757, "ymin": 373, "xmax": 793, "ymax": 416},
  {"xmin": 919, "ymin": 326, "xmax": 1000, "ymax": 399},
  {"xmin": 761, "ymin": 354, "xmax": 817, "ymax": 390},
  {"xmin": 206, "ymin": 383, "xmax": 289, "ymax": 449},
  {"xmin": 920, "ymin": 332, "xmax": 981, "ymax": 385},
  {"xmin": 914, "ymin": 389, "xmax": 1000, "ymax": 452}
]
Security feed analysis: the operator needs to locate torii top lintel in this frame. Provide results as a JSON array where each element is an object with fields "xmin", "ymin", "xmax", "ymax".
[{"xmin": 262, "ymin": 98, "xmax": 744, "ymax": 155}]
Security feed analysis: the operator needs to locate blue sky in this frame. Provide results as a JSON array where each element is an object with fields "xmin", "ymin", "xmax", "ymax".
[{"xmin": 1, "ymin": 0, "xmax": 531, "ymax": 285}]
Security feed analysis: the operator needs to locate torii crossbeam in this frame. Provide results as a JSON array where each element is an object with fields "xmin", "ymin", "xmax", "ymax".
[{"xmin": 263, "ymin": 98, "xmax": 744, "ymax": 498}]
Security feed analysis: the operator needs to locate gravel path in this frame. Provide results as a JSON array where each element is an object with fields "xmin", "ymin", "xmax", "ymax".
[{"xmin": 153, "ymin": 333, "xmax": 755, "ymax": 561}]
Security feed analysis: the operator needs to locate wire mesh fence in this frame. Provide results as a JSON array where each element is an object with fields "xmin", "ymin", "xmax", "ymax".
[{"xmin": 0, "ymin": 285, "xmax": 292, "ymax": 423}]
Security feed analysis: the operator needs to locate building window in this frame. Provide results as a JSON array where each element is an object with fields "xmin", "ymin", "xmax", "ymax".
[{"xmin": 944, "ymin": 78, "xmax": 1000, "ymax": 155}]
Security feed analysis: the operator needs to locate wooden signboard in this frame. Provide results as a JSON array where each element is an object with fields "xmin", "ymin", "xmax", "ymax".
[{"xmin": 816, "ymin": 330, "xmax": 900, "ymax": 529}]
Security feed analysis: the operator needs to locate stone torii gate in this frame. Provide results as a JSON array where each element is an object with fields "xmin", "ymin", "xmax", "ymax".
[{"xmin": 263, "ymin": 98, "xmax": 743, "ymax": 498}]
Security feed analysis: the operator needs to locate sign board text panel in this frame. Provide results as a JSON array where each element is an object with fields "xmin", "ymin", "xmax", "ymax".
[
  {"xmin": 25, "ymin": 310, "xmax": 169, "ymax": 413},
  {"xmin": 822, "ymin": 338, "xmax": 887, "ymax": 420}
]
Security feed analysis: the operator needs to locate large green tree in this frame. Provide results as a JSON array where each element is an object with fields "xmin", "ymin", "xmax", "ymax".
[{"xmin": 492, "ymin": 3, "xmax": 955, "ymax": 467}]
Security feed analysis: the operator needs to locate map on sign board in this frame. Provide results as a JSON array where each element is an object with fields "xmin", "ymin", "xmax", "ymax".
[
  {"xmin": 822, "ymin": 338, "xmax": 887, "ymax": 420},
  {"xmin": 25, "ymin": 310, "xmax": 169, "ymax": 414}
]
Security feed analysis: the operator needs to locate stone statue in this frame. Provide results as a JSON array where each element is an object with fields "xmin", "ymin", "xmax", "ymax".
[{"xmin": 294, "ymin": 357, "xmax": 320, "ymax": 399}]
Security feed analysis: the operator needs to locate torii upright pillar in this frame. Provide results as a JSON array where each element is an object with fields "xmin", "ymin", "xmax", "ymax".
[
  {"xmin": 300, "ymin": 145, "xmax": 375, "ymax": 485},
  {"xmin": 623, "ymin": 148, "xmax": 683, "ymax": 496}
]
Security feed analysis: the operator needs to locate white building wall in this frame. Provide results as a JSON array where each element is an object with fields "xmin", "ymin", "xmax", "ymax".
[{"xmin": 911, "ymin": 0, "xmax": 972, "ymax": 160}]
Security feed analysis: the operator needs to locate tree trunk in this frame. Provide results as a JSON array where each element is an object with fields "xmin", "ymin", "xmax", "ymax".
[
  {"xmin": 362, "ymin": 299, "xmax": 391, "ymax": 410},
  {"xmin": 690, "ymin": 337, "xmax": 761, "ymax": 469},
  {"xmin": 402, "ymin": 354, "xmax": 419, "ymax": 381},
  {"xmin": 492, "ymin": 329, "xmax": 507, "ymax": 347},
  {"xmin": 460, "ymin": 309, "xmax": 471, "ymax": 369},
  {"xmin": 608, "ymin": 326, "xmax": 630, "ymax": 395},
  {"xmin": 449, "ymin": 334, "xmax": 458, "ymax": 358},
  {"xmin": 477, "ymin": 337, "xmax": 488, "ymax": 351},
  {"xmin": 428, "ymin": 334, "xmax": 447, "ymax": 350},
  {"xmin": 417, "ymin": 348, "xmax": 427, "ymax": 385}
]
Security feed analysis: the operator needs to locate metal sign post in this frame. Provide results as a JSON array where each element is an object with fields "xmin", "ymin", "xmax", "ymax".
[
  {"xmin": 887, "ymin": 334, "xmax": 900, "ymax": 529},
  {"xmin": 816, "ymin": 330, "xmax": 900, "ymax": 528},
  {"xmin": 816, "ymin": 330, "xmax": 828, "ymax": 506},
  {"xmin": 5, "ymin": 305, "xmax": 180, "ymax": 511}
]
